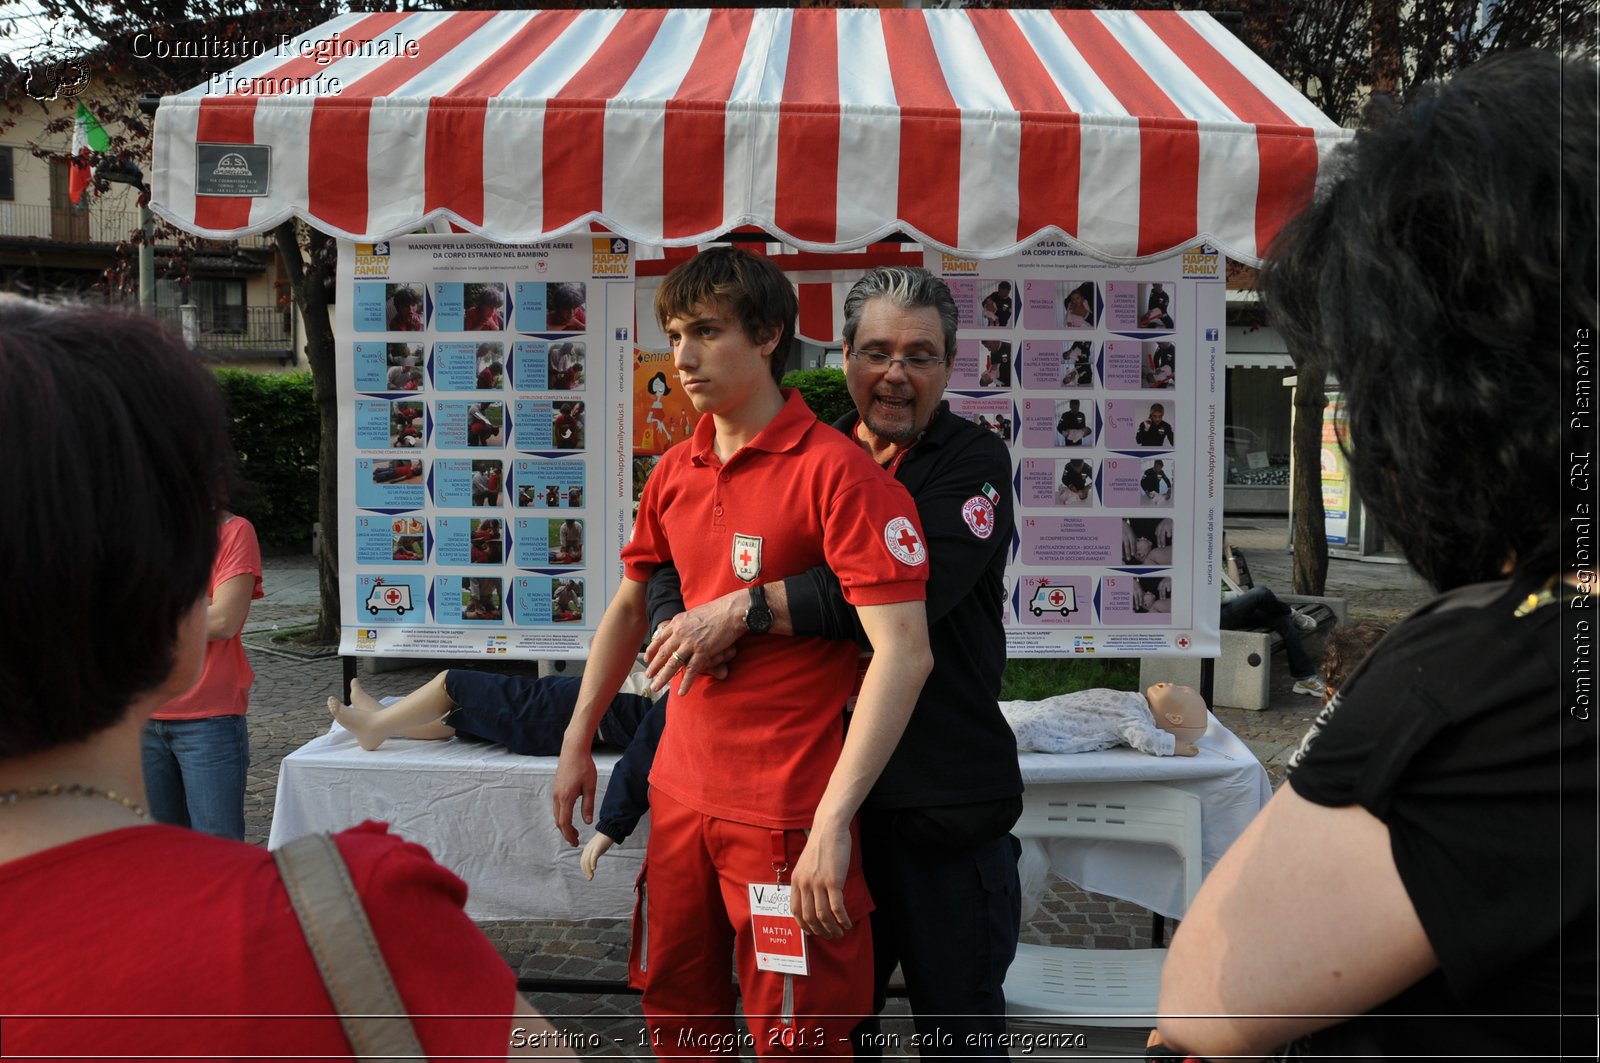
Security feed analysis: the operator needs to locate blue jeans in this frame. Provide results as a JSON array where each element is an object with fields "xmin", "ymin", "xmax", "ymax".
[{"xmin": 141, "ymin": 715, "xmax": 249, "ymax": 840}]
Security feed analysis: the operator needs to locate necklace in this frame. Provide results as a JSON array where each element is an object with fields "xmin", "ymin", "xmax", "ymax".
[{"xmin": 0, "ymin": 783, "xmax": 149, "ymax": 818}]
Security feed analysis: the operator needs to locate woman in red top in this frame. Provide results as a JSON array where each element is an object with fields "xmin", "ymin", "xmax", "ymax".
[{"xmin": 0, "ymin": 302, "xmax": 551, "ymax": 1057}]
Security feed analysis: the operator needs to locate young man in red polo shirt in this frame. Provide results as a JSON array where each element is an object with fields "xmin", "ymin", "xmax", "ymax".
[{"xmin": 552, "ymin": 247, "xmax": 933, "ymax": 1057}]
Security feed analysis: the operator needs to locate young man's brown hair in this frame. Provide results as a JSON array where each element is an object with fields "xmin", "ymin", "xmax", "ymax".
[{"xmin": 653, "ymin": 245, "xmax": 798, "ymax": 383}]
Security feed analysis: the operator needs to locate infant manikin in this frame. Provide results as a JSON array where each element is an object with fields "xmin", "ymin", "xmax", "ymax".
[{"xmin": 1000, "ymin": 682, "xmax": 1208, "ymax": 757}]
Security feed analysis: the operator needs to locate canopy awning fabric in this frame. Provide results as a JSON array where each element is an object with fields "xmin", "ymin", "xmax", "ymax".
[
  {"xmin": 635, "ymin": 239, "xmax": 922, "ymax": 346},
  {"xmin": 152, "ymin": 8, "xmax": 1349, "ymax": 266}
]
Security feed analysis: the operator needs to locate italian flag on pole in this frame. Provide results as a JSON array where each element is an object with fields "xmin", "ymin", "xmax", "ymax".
[{"xmin": 68, "ymin": 101, "xmax": 109, "ymax": 204}]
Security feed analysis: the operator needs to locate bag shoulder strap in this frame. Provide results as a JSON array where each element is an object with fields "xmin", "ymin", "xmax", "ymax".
[{"xmin": 274, "ymin": 831, "xmax": 428, "ymax": 1062}]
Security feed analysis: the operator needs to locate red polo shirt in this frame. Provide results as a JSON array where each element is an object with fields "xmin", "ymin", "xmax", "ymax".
[{"xmin": 624, "ymin": 390, "xmax": 928, "ymax": 828}]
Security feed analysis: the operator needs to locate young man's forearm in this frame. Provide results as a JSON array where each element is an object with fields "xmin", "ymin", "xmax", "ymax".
[
  {"xmin": 553, "ymin": 578, "xmax": 650, "ymax": 844},
  {"xmin": 563, "ymin": 579, "xmax": 649, "ymax": 747}
]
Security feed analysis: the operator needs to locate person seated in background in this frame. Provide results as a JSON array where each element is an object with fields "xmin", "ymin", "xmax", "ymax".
[
  {"xmin": 0, "ymin": 302, "xmax": 550, "ymax": 1057},
  {"xmin": 1155, "ymin": 50, "xmax": 1596, "ymax": 1062},
  {"xmin": 1219, "ymin": 533, "xmax": 1324, "ymax": 698}
]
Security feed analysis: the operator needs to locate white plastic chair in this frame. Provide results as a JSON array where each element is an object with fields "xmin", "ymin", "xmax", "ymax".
[{"xmin": 1004, "ymin": 781, "xmax": 1203, "ymax": 1027}]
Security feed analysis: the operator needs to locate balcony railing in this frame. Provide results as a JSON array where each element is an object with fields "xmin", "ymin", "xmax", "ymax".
[
  {"xmin": 151, "ymin": 304, "xmax": 294, "ymax": 358},
  {"xmin": 0, "ymin": 201, "xmax": 273, "ymax": 248}
]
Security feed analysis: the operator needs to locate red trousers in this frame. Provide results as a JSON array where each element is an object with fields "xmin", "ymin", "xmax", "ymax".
[{"xmin": 630, "ymin": 787, "xmax": 874, "ymax": 1060}]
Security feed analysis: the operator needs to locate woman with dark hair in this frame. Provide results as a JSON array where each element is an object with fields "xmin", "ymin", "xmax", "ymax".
[
  {"xmin": 1156, "ymin": 51, "xmax": 1596, "ymax": 1061},
  {"xmin": 0, "ymin": 302, "xmax": 548, "ymax": 1056},
  {"xmin": 645, "ymin": 369, "xmax": 672, "ymax": 442}
]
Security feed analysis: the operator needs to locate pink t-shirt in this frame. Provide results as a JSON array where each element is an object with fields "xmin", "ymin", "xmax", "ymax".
[{"xmin": 154, "ymin": 516, "xmax": 264, "ymax": 720}]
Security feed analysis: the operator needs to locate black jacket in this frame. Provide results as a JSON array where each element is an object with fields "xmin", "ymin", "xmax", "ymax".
[{"xmin": 784, "ymin": 403, "xmax": 1023, "ymax": 810}]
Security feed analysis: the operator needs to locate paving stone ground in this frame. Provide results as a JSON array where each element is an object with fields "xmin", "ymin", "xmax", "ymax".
[{"xmin": 240, "ymin": 518, "xmax": 1431, "ymax": 1058}]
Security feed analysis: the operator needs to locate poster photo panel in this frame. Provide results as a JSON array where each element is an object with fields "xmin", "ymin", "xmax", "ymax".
[
  {"xmin": 336, "ymin": 235, "xmax": 634, "ymax": 659},
  {"xmin": 931, "ymin": 244, "xmax": 1224, "ymax": 658}
]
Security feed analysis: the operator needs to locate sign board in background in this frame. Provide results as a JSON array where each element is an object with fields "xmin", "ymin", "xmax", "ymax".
[
  {"xmin": 1320, "ymin": 392, "xmax": 1352, "ymax": 546},
  {"xmin": 928, "ymin": 244, "xmax": 1225, "ymax": 659},
  {"xmin": 335, "ymin": 235, "xmax": 1221, "ymax": 660},
  {"xmin": 335, "ymin": 234, "xmax": 634, "ymax": 659}
]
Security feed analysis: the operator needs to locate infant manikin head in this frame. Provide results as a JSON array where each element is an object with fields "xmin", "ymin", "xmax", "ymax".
[{"xmin": 1147, "ymin": 682, "xmax": 1207, "ymax": 756}]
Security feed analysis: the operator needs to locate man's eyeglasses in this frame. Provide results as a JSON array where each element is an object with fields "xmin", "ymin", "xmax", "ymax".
[{"xmin": 849, "ymin": 350, "xmax": 948, "ymax": 374}]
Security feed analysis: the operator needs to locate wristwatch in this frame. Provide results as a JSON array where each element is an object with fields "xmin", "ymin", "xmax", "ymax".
[{"xmin": 744, "ymin": 584, "xmax": 774, "ymax": 634}]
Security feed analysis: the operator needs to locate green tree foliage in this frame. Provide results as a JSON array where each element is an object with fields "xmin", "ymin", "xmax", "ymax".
[
  {"xmin": 213, "ymin": 369, "xmax": 319, "ymax": 550},
  {"xmin": 781, "ymin": 367, "xmax": 854, "ymax": 426}
]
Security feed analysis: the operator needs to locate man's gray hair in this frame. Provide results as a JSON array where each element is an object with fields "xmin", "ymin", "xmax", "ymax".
[{"xmin": 841, "ymin": 266, "xmax": 959, "ymax": 360}]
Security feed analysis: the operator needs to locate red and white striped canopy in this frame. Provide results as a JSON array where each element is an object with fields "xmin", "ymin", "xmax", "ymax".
[{"xmin": 152, "ymin": 8, "xmax": 1348, "ymax": 265}]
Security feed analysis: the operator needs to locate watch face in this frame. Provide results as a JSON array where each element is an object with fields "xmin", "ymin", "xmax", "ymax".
[{"xmin": 746, "ymin": 587, "xmax": 774, "ymax": 634}]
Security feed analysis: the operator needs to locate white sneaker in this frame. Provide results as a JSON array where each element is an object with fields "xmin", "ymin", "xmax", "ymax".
[
  {"xmin": 1292, "ymin": 609, "xmax": 1318, "ymax": 632},
  {"xmin": 1292, "ymin": 675, "xmax": 1327, "ymax": 698}
]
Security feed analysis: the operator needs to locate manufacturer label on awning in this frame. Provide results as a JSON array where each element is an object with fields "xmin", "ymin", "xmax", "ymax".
[{"xmin": 196, "ymin": 143, "xmax": 270, "ymax": 197}]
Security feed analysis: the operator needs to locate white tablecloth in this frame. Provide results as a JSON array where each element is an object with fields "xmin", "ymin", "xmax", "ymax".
[
  {"xmin": 1015, "ymin": 712, "xmax": 1272, "ymax": 918},
  {"xmin": 268, "ymin": 723, "xmax": 647, "ymax": 921},
  {"xmin": 269, "ymin": 713, "xmax": 1270, "ymax": 923}
]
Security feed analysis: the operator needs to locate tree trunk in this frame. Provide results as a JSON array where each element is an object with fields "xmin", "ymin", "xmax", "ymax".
[
  {"xmin": 274, "ymin": 220, "xmax": 342, "ymax": 642},
  {"xmin": 1291, "ymin": 366, "xmax": 1330, "ymax": 595}
]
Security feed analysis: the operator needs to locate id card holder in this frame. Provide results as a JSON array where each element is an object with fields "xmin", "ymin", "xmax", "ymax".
[
  {"xmin": 749, "ymin": 830, "xmax": 808, "ymax": 975},
  {"xmin": 749, "ymin": 882, "xmax": 808, "ymax": 975}
]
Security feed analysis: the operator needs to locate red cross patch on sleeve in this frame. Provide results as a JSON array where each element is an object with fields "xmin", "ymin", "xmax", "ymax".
[
  {"xmin": 961, "ymin": 495, "xmax": 996, "ymax": 539},
  {"xmin": 884, "ymin": 516, "xmax": 927, "ymax": 566}
]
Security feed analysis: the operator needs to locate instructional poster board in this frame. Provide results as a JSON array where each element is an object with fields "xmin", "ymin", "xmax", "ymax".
[
  {"xmin": 930, "ymin": 244, "xmax": 1224, "ymax": 658},
  {"xmin": 335, "ymin": 234, "xmax": 635, "ymax": 659}
]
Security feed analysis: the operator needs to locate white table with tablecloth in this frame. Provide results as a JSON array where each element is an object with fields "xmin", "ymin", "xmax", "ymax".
[
  {"xmin": 269, "ymin": 712, "xmax": 1270, "ymax": 922},
  {"xmin": 1014, "ymin": 713, "xmax": 1272, "ymax": 919}
]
